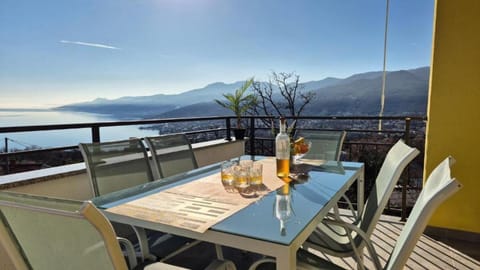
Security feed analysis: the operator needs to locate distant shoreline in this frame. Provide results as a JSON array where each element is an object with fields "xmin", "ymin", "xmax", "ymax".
[{"xmin": 0, "ymin": 108, "xmax": 54, "ymax": 112}]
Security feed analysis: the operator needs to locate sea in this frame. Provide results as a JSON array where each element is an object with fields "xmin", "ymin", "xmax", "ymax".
[{"xmin": 0, "ymin": 109, "xmax": 159, "ymax": 149}]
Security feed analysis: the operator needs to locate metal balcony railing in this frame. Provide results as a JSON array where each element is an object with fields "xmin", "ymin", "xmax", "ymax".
[{"xmin": 0, "ymin": 115, "xmax": 426, "ymax": 220}]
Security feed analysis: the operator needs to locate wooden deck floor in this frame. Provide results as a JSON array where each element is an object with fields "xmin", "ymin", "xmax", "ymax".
[
  {"xmin": 305, "ymin": 213, "xmax": 480, "ymax": 270},
  {"xmin": 166, "ymin": 212, "xmax": 480, "ymax": 270}
]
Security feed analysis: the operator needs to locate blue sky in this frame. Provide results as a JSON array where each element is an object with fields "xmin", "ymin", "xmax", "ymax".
[{"xmin": 0, "ymin": 0, "xmax": 434, "ymax": 108}]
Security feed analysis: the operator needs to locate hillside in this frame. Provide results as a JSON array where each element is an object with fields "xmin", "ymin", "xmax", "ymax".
[{"xmin": 57, "ymin": 67, "xmax": 429, "ymax": 118}]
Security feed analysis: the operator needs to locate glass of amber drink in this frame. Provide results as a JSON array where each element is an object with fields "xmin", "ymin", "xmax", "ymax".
[
  {"xmin": 221, "ymin": 160, "xmax": 237, "ymax": 185},
  {"xmin": 239, "ymin": 159, "xmax": 253, "ymax": 169},
  {"xmin": 233, "ymin": 165, "xmax": 250, "ymax": 189},
  {"xmin": 250, "ymin": 162, "xmax": 263, "ymax": 186}
]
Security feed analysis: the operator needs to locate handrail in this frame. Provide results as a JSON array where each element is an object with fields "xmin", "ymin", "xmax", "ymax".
[
  {"xmin": 0, "ymin": 116, "xmax": 234, "ymax": 133},
  {"xmin": 0, "ymin": 115, "xmax": 426, "ymax": 158},
  {"xmin": 0, "ymin": 114, "xmax": 427, "ymax": 219},
  {"xmin": 0, "ymin": 115, "xmax": 426, "ymax": 133},
  {"xmin": 0, "ymin": 114, "xmax": 427, "ymax": 159}
]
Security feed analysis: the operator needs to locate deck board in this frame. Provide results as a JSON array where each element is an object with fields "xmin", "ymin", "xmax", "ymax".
[
  {"xmin": 303, "ymin": 212, "xmax": 480, "ymax": 270},
  {"xmin": 164, "ymin": 211, "xmax": 480, "ymax": 269}
]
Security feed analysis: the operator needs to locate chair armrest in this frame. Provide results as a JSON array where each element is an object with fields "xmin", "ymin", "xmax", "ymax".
[
  {"xmin": 326, "ymin": 194, "xmax": 359, "ymax": 223},
  {"xmin": 117, "ymin": 237, "xmax": 138, "ymax": 269},
  {"xmin": 322, "ymin": 219, "xmax": 382, "ymax": 270},
  {"xmin": 248, "ymin": 257, "xmax": 276, "ymax": 270},
  {"xmin": 340, "ymin": 194, "xmax": 358, "ymax": 219}
]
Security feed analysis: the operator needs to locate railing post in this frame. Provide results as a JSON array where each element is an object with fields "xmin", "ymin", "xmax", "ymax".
[
  {"xmin": 92, "ymin": 126, "xmax": 100, "ymax": 143},
  {"xmin": 401, "ymin": 117, "xmax": 412, "ymax": 221},
  {"xmin": 249, "ymin": 117, "xmax": 255, "ymax": 155},
  {"xmin": 225, "ymin": 118, "xmax": 232, "ymax": 141},
  {"xmin": 4, "ymin": 137, "xmax": 9, "ymax": 174}
]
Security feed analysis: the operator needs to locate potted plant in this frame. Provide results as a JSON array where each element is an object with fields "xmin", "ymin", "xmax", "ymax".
[{"xmin": 215, "ymin": 78, "xmax": 256, "ymax": 140}]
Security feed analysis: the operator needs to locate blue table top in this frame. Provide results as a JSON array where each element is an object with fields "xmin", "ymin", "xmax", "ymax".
[{"xmin": 92, "ymin": 156, "xmax": 363, "ymax": 246}]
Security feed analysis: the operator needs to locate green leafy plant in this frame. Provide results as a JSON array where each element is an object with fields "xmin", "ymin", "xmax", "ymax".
[{"xmin": 215, "ymin": 78, "xmax": 256, "ymax": 129}]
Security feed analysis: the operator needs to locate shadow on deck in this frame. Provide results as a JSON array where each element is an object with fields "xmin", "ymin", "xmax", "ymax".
[
  {"xmin": 164, "ymin": 212, "xmax": 480, "ymax": 270},
  {"xmin": 307, "ymin": 213, "xmax": 480, "ymax": 270}
]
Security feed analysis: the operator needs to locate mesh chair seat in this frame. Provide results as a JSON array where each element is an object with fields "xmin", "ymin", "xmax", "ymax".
[
  {"xmin": 295, "ymin": 130, "xmax": 346, "ymax": 161},
  {"xmin": 79, "ymin": 138, "xmax": 154, "ymax": 197},
  {"xmin": 145, "ymin": 134, "xmax": 199, "ymax": 179}
]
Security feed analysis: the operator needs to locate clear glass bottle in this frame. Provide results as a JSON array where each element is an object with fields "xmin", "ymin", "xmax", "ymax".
[{"xmin": 275, "ymin": 117, "xmax": 290, "ymax": 180}]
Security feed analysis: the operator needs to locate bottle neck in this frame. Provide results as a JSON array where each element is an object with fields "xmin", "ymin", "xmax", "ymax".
[
  {"xmin": 280, "ymin": 220, "xmax": 286, "ymax": 236},
  {"xmin": 279, "ymin": 119, "xmax": 287, "ymax": 134}
]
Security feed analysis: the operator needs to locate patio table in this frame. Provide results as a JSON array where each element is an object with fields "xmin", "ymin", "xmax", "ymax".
[{"xmin": 92, "ymin": 155, "xmax": 364, "ymax": 270}]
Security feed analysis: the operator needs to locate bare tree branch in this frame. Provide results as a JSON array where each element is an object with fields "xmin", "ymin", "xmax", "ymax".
[{"xmin": 252, "ymin": 71, "xmax": 316, "ymax": 134}]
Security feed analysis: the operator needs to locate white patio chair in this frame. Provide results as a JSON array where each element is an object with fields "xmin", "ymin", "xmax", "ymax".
[
  {"xmin": 301, "ymin": 139, "xmax": 420, "ymax": 268},
  {"xmin": 0, "ymin": 191, "xmax": 236, "ymax": 270},
  {"xmin": 0, "ymin": 191, "xmax": 188, "ymax": 270},
  {"xmin": 249, "ymin": 156, "xmax": 461, "ymax": 270},
  {"xmin": 145, "ymin": 133, "xmax": 199, "ymax": 179}
]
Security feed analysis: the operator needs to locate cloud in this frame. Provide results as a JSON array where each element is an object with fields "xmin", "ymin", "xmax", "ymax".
[{"xmin": 59, "ymin": 40, "xmax": 121, "ymax": 50}]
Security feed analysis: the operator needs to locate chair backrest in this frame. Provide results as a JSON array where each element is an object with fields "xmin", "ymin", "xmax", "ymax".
[
  {"xmin": 358, "ymin": 139, "xmax": 420, "ymax": 237},
  {"xmin": 385, "ymin": 156, "xmax": 461, "ymax": 270},
  {"xmin": 79, "ymin": 138, "xmax": 154, "ymax": 196},
  {"xmin": 0, "ymin": 192, "xmax": 128, "ymax": 270},
  {"xmin": 0, "ymin": 211, "xmax": 29, "ymax": 270},
  {"xmin": 145, "ymin": 134, "xmax": 199, "ymax": 178},
  {"xmin": 296, "ymin": 130, "xmax": 346, "ymax": 161}
]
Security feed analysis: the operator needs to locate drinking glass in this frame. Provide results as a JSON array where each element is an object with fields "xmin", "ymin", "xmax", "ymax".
[
  {"xmin": 239, "ymin": 159, "xmax": 253, "ymax": 170},
  {"xmin": 221, "ymin": 160, "xmax": 237, "ymax": 185},
  {"xmin": 233, "ymin": 165, "xmax": 250, "ymax": 189},
  {"xmin": 250, "ymin": 162, "xmax": 263, "ymax": 186}
]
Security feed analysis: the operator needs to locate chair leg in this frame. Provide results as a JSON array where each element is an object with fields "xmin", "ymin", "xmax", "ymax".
[
  {"xmin": 132, "ymin": 226, "xmax": 157, "ymax": 261},
  {"xmin": 345, "ymin": 230, "xmax": 364, "ymax": 270},
  {"xmin": 353, "ymin": 246, "xmax": 365, "ymax": 270},
  {"xmin": 333, "ymin": 204, "xmax": 341, "ymax": 219},
  {"xmin": 205, "ymin": 259, "xmax": 237, "ymax": 270},
  {"xmin": 117, "ymin": 237, "xmax": 138, "ymax": 269},
  {"xmin": 215, "ymin": 244, "xmax": 224, "ymax": 260}
]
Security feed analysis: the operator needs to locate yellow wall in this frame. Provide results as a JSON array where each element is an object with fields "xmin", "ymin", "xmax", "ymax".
[{"xmin": 425, "ymin": 0, "xmax": 480, "ymax": 233}]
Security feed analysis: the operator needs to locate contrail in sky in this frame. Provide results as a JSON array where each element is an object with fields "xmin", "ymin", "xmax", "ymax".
[{"xmin": 60, "ymin": 40, "xmax": 120, "ymax": 50}]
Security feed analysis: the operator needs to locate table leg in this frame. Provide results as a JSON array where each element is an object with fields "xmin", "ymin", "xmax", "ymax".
[
  {"xmin": 215, "ymin": 244, "xmax": 224, "ymax": 260},
  {"xmin": 357, "ymin": 166, "xmax": 365, "ymax": 215},
  {"xmin": 276, "ymin": 247, "xmax": 296, "ymax": 270}
]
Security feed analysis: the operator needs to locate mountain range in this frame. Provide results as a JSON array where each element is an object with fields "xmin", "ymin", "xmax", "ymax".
[{"xmin": 57, "ymin": 67, "xmax": 429, "ymax": 118}]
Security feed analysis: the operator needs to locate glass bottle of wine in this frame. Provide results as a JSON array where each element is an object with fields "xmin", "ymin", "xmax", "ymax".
[{"xmin": 275, "ymin": 117, "xmax": 290, "ymax": 180}]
